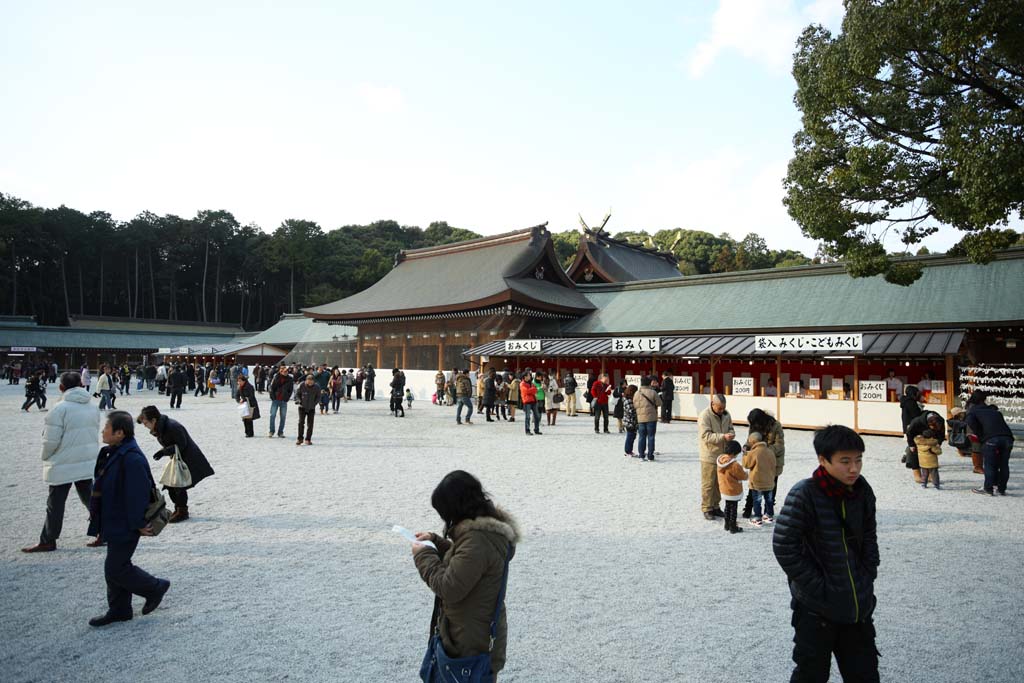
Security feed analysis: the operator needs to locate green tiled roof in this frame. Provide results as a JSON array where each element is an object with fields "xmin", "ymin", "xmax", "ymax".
[
  {"xmin": 565, "ymin": 249, "xmax": 1024, "ymax": 335},
  {"xmin": 0, "ymin": 326, "xmax": 237, "ymax": 350}
]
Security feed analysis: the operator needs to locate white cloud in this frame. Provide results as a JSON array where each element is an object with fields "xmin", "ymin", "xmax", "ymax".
[
  {"xmin": 355, "ymin": 83, "xmax": 405, "ymax": 114},
  {"xmin": 687, "ymin": 0, "xmax": 843, "ymax": 78}
]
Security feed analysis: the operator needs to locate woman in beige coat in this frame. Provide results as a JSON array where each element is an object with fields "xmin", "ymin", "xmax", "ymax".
[{"xmin": 414, "ymin": 471, "xmax": 519, "ymax": 682}]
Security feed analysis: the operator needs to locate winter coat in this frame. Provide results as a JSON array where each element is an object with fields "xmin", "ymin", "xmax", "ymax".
[
  {"xmin": 435, "ymin": 372, "xmax": 446, "ymax": 392},
  {"xmin": 965, "ymin": 404, "xmax": 1014, "ymax": 442},
  {"xmin": 41, "ymin": 387, "xmax": 100, "ymax": 485},
  {"xmin": 634, "ymin": 386, "xmax": 662, "ymax": 423},
  {"xmin": 773, "ymin": 476, "xmax": 879, "ymax": 625},
  {"xmin": 660, "ymin": 377, "xmax": 675, "ymax": 402},
  {"xmin": 742, "ymin": 441, "xmax": 777, "ymax": 491},
  {"xmin": 295, "ymin": 382, "xmax": 321, "ymax": 411},
  {"xmin": 508, "ymin": 379, "xmax": 520, "ymax": 402},
  {"xmin": 415, "ymin": 508, "xmax": 520, "ymax": 674},
  {"xmin": 238, "ymin": 381, "xmax": 261, "ymax": 420},
  {"xmin": 914, "ymin": 436, "xmax": 941, "ymax": 469},
  {"xmin": 544, "ymin": 379, "xmax": 560, "ymax": 411},
  {"xmin": 270, "ymin": 374, "xmax": 295, "ymax": 402},
  {"xmin": 900, "ymin": 394, "xmax": 923, "ymax": 433},
  {"xmin": 563, "ymin": 375, "xmax": 577, "ymax": 393},
  {"xmin": 698, "ymin": 407, "xmax": 735, "ymax": 464},
  {"xmin": 765, "ymin": 420, "xmax": 786, "ymax": 475},
  {"xmin": 151, "ymin": 414, "xmax": 214, "ymax": 489},
  {"xmin": 520, "ymin": 380, "xmax": 537, "ymax": 404},
  {"xmin": 717, "ymin": 453, "xmax": 748, "ymax": 501},
  {"xmin": 390, "ymin": 372, "xmax": 406, "ymax": 399},
  {"xmin": 612, "ymin": 387, "xmax": 626, "ymax": 418},
  {"xmin": 168, "ymin": 370, "xmax": 186, "ymax": 391},
  {"xmin": 622, "ymin": 397, "xmax": 638, "ymax": 432},
  {"xmin": 455, "ymin": 374, "xmax": 472, "ymax": 398},
  {"xmin": 483, "ymin": 376, "xmax": 497, "ymax": 406},
  {"xmin": 533, "ymin": 380, "xmax": 545, "ymax": 403},
  {"xmin": 906, "ymin": 412, "xmax": 946, "ymax": 445},
  {"xmin": 590, "ymin": 380, "xmax": 611, "ymax": 405},
  {"xmin": 95, "ymin": 373, "xmax": 110, "ymax": 393},
  {"xmin": 87, "ymin": 438, "xmax": 154, "ymax": 544}
]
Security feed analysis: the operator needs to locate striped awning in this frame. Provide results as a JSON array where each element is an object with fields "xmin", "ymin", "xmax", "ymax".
[{"xmin": 465, "ymin": 329, "xmax": 964, "ymax": 359}]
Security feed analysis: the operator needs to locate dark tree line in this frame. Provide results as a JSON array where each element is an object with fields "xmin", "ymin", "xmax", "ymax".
[{"xmin": 2, "ymin": 192, "xmax": 821, "ymax": 329}]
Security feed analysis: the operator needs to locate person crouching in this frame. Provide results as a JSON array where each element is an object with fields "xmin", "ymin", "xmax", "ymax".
[{"xmin": 914, "ymin": 429, "xmax": 942, "ymax": 489}]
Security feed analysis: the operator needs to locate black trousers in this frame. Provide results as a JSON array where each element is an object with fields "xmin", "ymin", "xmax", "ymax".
[
  {"xmin": 169, "ymin": 389, "xmax": 183, "ymax": 409},
  {"xmin": 365, "ymin": 383, "xmax": 374, "ymax": 400},
  {"xmin": 661, "ymin": 400, "xmax": 673, "ymax": 423},
  {"xmin": 355, "ymin": 383, "xmax": 362, "ymax": 399},
  {"xmin": 194, "ymin": 383, "xmax": 206, "ymax": 397},
  {"xmin": 790, "ymin": 602, "xmax": 879, "ymax": 682},
  {"xmin": 390, "ymin": 397, "xmax": 405, "ymax": 416},
  {"xmin": 167, "ymin": 487, "xmax": 188, "ymax": 507},
  {"xmin": 298, "ymin": 407, "xmax": 314, "ymax": 441},
  {"xmin": 593, "ymin": 403, "xmax": 609, "ymax": 432},
  {"xmin": 242, "ymin": 418, "xmax": 254, "ymax": 437},
  {"xmin": 105, "ymin": 536, "xmax": 163, "ymax": 618},
  {"xmin": 40, "ymin": 480, "xmax": 92, "ymax": 544}
]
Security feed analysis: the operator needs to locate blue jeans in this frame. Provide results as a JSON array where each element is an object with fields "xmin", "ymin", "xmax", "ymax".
[
  {"xmin": 269, "ymin": 400, "xmax": 288, "ymax": 435},
  {"xmin": 983, "ymin": 436, "xmax": 1013, "ymax": 493},
  {"xmin": 638, "ymin": 421, "xmax": 657, "ymax": 458},
  {"xmin": 624, "ymin": 429, "xmax": 637, "ymax": 454},
  {"xmin": 99, "ymin": 390, "xmax": 112, "ymax": 410},
  {"xmin": 457, "ymin": 396, "xmax": 474, "ymax": 423},
  {"xmin": 753, "ymin": 489, "xmax": 775, "ymax": 518},
  {"xmin": 523, "ymin": 402, "xmax": 541, "ymax": 432}
]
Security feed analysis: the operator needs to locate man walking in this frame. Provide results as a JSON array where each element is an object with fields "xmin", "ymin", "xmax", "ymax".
[
  {"xmin": 698, "ymin": 394, "xmax": 734, "ymax": 520},
  {"xmin": 659, "ymin": 371, "xmax": 675, "ymax": 424},
  {"xmin": 22, "ymin": 372, "xmax": 100, "ymax": 553},
  {"xmin": 455, "ymin": 369, "xmax": 474, "ymax": 425},
  {"xmin": 167, "ymin": 365, "xmax": 185, "ymax": 409},
  {"xmin": 268, "ymin": 365, "xmax": 294, "ymax": 438},
  {"xmin": 295, "ymin": 374, "xmax": 319, "ymax": 445}
]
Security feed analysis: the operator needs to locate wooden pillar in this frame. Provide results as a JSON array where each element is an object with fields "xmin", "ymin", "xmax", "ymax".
[
  {"xmin": 600, "ymin": 356, "xmax": 606, "ymax": 375},
  {"xmin": 944, "ymin": 354, "xmax": 955, "ymax": 416},
  {"xmin": 710, "ymin": 357, "xmax": 718, "ymax": 395},
  {"xmin": 775, "ymin": 355, "xmax": 782, "ymax": 419},
  {"xmin": 375, "ymin": 343, "xmax": 382, "ymax": 369},
  {"xmin": 437, "ymin": 339, "xmax": 444, "ymax": 371},
  {"xmin": 853, "ymin": 355, "xmax": 860, "ymax": 431},
  {"xmin": 401, "ymin": 337, "xmax": 408, "ymax": 369},
  {"xmin": 555, "ymin": 357, "xmax": 561, "ymax": 381},
  {"xmin": 356, "ymin": 336, "xmax": 362, "ymax": 367},
  {"xmin": 652, "ymin": 356, "xmax": 657, "ymax": 375}
]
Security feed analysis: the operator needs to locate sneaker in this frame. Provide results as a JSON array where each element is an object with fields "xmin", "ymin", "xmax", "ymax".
[
  {"xmin": 971, "ymin": 488, "xmax": 994, "ymax": 496},
  {"xmin": 749, "ymin": 518, "xmax": 763, "ymax": 528},
  {"xmin": 647, "ymin": 455, "xmax": 655, "ymax": 462},
  {"xmin": 762, "ymin": 515, "xmax": 774, "ymax": 524},
  {"xmin": 934, "ymin": 484, "xmax": 942, "ymax": 490},
  {"xmin": 277, "ymin": 433, "xmax": 285, "ymax": 438},
  {"xmin": 638, "ymin": 456, "xmax": 647, "ymax": 462},
  {"xmin": 525, "ymin": 430, "xmax": 532, "ymax": 435},
  {"xmin": 296, "ymin": 440, "xmax": 303, "ymax": 446},
  {"xmin": 624, "ymin": 452, "xmax": 634, "ymax": 457},
  {"xmin": 268, "ymin": 434, "xmax": 274, "ymax": 438},
  {"xmin": 921, "ymin": 483, "xmax": 928, "ymax": 488}
]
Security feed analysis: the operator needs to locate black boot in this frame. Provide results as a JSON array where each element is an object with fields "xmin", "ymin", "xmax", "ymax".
[{"xmin": 741, "ymin": 490, "xmax": 753, "ymax": 519}]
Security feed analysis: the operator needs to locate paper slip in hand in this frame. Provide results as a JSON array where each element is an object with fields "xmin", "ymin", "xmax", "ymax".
[{"xmin": 392, "ymin": 525, "xmax": 437, "ymax": 549}]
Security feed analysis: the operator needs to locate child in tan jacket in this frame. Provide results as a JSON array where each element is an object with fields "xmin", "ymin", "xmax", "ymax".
[
  {"xmin": 717, "ymin": 440, "xmax": 747, "ymax": 534},
  {"xmin": 914, "ymin": 429, "xmax": 942, "ymax": 489},
  {"xmin": 743, "ymin": 431, "xmax": 777, "ymax": 528}
]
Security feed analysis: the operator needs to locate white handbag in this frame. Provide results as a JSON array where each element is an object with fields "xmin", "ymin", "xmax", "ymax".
[
  {"xmin": 237, "ymin": 401, "xmax": 253, "ymax": 419},
  {"xmin": 159, "ymin": 445, "xmax": 193, "ymax": 488}
]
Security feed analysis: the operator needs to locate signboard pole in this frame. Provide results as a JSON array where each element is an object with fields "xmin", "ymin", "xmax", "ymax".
[
  {"xmin": 710, "ymin": 357, "xmax": 718, "ymax": 395},
  {"xmin": 775, "ymin": 355, "xmax": 782, "ymax": 420},
  {"xmin": 944, "ymin": 354, "xmax": 954, "ymax": 417},
  {"xmin": 853, "ymin": 356, "xmax": 860, "ymax": 431}
]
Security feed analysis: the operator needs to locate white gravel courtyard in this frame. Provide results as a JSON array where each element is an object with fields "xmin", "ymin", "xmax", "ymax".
[{"xmin": 1, "ymin": 382, "xmax": 1022, "ymax": 683}]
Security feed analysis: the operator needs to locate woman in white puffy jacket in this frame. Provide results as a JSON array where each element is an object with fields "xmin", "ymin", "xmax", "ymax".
[{"xmin": 22, "ymin": 371, "xmax": 102, "ymax": 553}]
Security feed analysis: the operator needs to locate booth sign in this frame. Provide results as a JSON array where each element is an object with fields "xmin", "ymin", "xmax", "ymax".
[{"xmin": 858, "ymin": 381, "xmax": 887, "ymax": 402}]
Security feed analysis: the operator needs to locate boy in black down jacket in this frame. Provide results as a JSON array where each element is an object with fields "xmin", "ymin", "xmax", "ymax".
[{"xmin": 773, "ymin": 425, "xmax": 880, "ymax": 682}]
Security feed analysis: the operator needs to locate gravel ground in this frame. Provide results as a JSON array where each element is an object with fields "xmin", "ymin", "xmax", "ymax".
[{"xmin": 1, "ymin": 383, "xmax": 1021, "ymax": 683}]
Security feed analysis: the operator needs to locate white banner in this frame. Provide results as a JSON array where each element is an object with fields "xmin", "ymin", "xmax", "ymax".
[
  {"xmin": 611, "ymin": 337, "xmax": 660, "ymax": 353},
  {"xmin": 732, "ymin": 376, "xmax": 755, "ymax": 396},
  {"xmin": 10, "ymin": 346, "xmax": 37, "ymax": 352},
  {"xmin": 754, "ymin": 334, "xmax": 863, "ymax": 353},
  {"xmin": 624, "ymin": 374, "xmax": 643, "ymax": 387},
  {"xmin": 505, "ymin": 339, "xmax": 541, "ymax": 352},
  {"xmin": 859, "ymin": 380, "xmax": 888, "ymax": 402},
  {"xmin": 675, "ymin": 376, "xmax": 693, "ymax": 394}
]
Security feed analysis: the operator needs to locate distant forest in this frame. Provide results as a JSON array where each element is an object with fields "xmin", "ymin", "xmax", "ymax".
[{"xmin": 1, "ymin": 192, "xmax": 819, "ymax": 329}]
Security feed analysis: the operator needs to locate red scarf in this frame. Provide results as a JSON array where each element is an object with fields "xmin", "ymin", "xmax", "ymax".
[{"xmin": 812, "ymin": 465, "xmax": 859, "ymax": 500}]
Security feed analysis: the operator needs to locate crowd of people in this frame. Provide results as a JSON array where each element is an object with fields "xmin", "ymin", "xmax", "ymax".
[{"xmin": 10, "ymin": 357, "xmax": 1018, "ymax": 682}]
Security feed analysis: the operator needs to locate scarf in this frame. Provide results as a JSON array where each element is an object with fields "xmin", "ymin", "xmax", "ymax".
[{"xmin": 812, "ymin": 465, "xmax": 859, "ymax": 500}]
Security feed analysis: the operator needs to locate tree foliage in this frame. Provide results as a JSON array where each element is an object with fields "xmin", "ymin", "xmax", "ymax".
[{"xmin": 784, "ymin": 0, "xmax": 1024, "ymax": 285}]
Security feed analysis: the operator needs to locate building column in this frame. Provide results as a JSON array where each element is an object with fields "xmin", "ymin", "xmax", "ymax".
[
  {"xmin": 401, "ymin": 337, "xmax": 408, "ymax": 369},
  {"xmin": 437, "ymin": 339, "xmax": 444, "ymax": 371},
  {"xmin": 356, "ymin": 336, "xmax": 363, "ymax": 367},
  {"xmin": 375, "ymin": 343, "xmax": 382, "ymax": 369},
  {"xmin": 710, "ymin": 357, "xmax": 719, "ymax": 395},
  {"xmin": 600, "ymin": 356, "xmax": 606, "ymax": 375},
  {"xmin": 853, "ymin": 355, "xmax": 860, "ymax": 431},
  {"xmin": 775, "ymin": 355, "xmax": 782, "ymax": 419}
]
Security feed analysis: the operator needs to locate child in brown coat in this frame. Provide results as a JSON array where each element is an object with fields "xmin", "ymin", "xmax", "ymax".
[
  {"xmin": 914, "ymin": 429, "xmax": 942, "ymax": 489},
  {"xmin": 742, "ymin": 431, "xmax": 777, "ymax": 528},
  {"xmin": 717, "ymin": 440, "xmax": 747, "ymax": 534}
]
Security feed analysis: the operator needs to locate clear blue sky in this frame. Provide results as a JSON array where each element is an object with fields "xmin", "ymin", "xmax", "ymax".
[{"xmin": 0, "ymin": 0, "xmax": 967, "ymax": 255}]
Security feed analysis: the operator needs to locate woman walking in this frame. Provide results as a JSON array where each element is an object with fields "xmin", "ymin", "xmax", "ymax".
[
  {"xmin": 137, "ymin": 406, "xmax": 215, "ymax": 523},
  {"xmin": 87, "ymin": 411, "xmax": 170, "ymax": 627},
  {"xmin": 237, "ymin": 374, "xmax": 261, "ymax": 438},
  {"xmin": 412, "ymin": 471, "xmax": 519, "ymax": 683}
]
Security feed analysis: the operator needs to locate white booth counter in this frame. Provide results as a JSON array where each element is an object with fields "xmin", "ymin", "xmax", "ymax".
[
  {"xmin": 857, "ymin": 401, "xmax": 904, "ymax": 433},
  {"xmin": 779, "ymin": 397, "xmax": 856, "ymax": 429},
  {"xmin": 717, "ymin": 395, "xmax": 777, "ymax": 423},
  {"xmin": 674, "ymin": 392, "xmax": 711, "ymax": 419}
]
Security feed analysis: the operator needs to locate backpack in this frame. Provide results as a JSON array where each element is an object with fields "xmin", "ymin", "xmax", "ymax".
[{"xmin": 948, "ymin": 419, "xmax": 969, "ymax": 450}]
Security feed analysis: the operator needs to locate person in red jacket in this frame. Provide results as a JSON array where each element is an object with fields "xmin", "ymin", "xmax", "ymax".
[
  {"xmin": 591, "ymin": 373, "xmax": 613, "ymax": 434},
  {"xmin": 520, "ymin": 370, "xmax": 541, "ymax": 436}
]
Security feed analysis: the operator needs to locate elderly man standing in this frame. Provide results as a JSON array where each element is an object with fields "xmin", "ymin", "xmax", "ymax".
[
  {"xmin": 698, "ymin": 393, "xmax": 735, "ymax": 521},
  {"xmin": 22, "ymin": 372, "xmax": 101, "ymax": 552}
]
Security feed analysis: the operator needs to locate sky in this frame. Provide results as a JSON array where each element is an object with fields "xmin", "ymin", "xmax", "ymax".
[{"xmin": 0, "ymin": 0, "xmax": 969, "ymax": 256}]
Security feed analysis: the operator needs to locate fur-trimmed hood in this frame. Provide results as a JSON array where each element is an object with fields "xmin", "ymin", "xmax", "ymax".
[
  {"xmin": 451, "ymin": 506, "xmax": 521, "ymax": 544},
  {"xmin": 717, "ymin": 453, "xmax": 738, "ymax": 469}
]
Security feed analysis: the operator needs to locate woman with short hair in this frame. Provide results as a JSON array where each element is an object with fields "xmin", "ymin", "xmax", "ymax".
[
  {"xmin": 137, "ymin": 406, "xmax": 215, "ymax": 523},
  {"xmin": 413, "ymin": 471, "xmax": 519, "ymax": 683}
]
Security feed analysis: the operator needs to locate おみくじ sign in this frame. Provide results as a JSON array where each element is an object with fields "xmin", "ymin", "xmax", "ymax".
[
  {"xmin": 858, "ymin": 381, "xmax": 887, "ymax": 402},
  {"xmin": 505, "ymin": 339, "xmax": 541, "ymax": 353},
  {"xmin": 611, "ymin": 337, "xmax": 660, "ymax": 353}
]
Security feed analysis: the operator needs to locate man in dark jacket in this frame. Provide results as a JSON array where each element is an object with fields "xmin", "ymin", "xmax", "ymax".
[
  {"xmin": 659, "ymin": 371, "xmax": 675, "ymax": 424},
  {"xmin": 268, "ymin": 366, "xmax": 294, "ymax": 438},
  {"xmin": 483, "ymin": 368, "xmax": 497, "ymax": 422},
  {"xmin": 364, "ymin": 364, "xmax": 376, "ymax": 401},
  {"xmin": 563, "ymin": 373, "xmax": 578, "ymax": 417},
  {"xmin": 295, "ymin": 374, "xmax": 320, "ymax": 445},
  {"xmin": 167, "ymin": 366, "xmax": 186, "ymax": 409},
  {"xmin": 966, "ymin": 391, "xmax": 1015, "ymax": 496},
  {"xmin": 390, "ymin": 368, "xmax": 406, "ymax": 417},
  {"xmin": 87, "ymin": 411, "xmax": 169, "ymax": 627},
  {"xmin": 773, "ymin": 425, "xmax": 879, "ymax": 682},
  {"xmin": 904, "ymin": 410, "xmax": 945, "ymax": 484}
]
